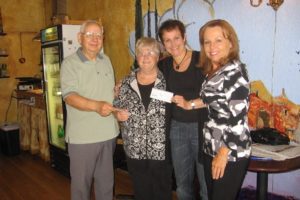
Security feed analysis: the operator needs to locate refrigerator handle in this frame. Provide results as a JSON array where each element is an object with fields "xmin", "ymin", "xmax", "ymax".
[
  {"xmin": 43, "ymin": 80, "xmax": 48, "ymax": 93},
  {"xmin": 41, "ymin": 79, "xmax": 44, "ymax": 92}
]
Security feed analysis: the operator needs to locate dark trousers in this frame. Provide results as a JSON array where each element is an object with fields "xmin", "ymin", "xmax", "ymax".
[
  {"xmin": 126, "ymin": 157, "xmax": 173, "ymax": 200},
  {"xmin": 68, "ymin": 139, "xmax": 116, "ymax": 200},
  {"xmin": 203, "ymin": 153, "xmax": 249, "ymax": 200}
]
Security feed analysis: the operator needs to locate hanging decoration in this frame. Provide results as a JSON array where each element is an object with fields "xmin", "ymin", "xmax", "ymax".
[
  {"xmin": 19, "ymin": 33, "xmax": 26, "ymax": 64},
  {"xmin": 135, "ymin": 0, "xmax": 143, "ymax": 42},
  {"xmin": 147, "ymin": 0, "xmax": 151, "ymax": 37},
  {"xmin": 134, "ymin": 0, "xmax": 143, "ymax": 68},
  {"xmin": 155, "ymin": 0, "xmax": 158, "ymax": 40},
  {"xmin": 250, "ymin": 0, "xmax": 284, "ymax": 11},
  {"xmin": 0, "ymin": 7, "xmax": 4, "ymax": 33}
]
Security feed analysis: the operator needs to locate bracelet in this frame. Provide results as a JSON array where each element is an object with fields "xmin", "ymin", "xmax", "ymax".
[{"xmin": 190, "ymin": 100, "xmax": 195, "ymax": 110}]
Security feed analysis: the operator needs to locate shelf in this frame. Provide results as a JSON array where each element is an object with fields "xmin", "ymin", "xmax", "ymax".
[
  {"xmin": 0, "ymin": 32, "xmax": 7, "ymax": 36},
  {"xmin": 0, "ymin": 54, "xmax": 8, "ymax": 57},
  {"xmin": 0, "ymin": 76, "xmax": 10, "ymax": 79}
]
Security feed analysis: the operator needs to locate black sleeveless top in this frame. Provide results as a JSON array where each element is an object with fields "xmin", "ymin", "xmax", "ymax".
[{"xmin": 158, "ymin": 51, "xmax": 205, "ymax": 122}]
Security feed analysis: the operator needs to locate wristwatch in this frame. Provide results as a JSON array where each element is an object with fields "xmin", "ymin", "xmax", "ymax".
[{"xmin": 190, "ymin": 100, "xmax": 195, "ymax": 110}]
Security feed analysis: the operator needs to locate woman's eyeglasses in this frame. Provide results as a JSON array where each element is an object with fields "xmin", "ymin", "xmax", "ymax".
[{"xmin": 136, "ymin": 51, "xmax": 157, "ymax": 58}]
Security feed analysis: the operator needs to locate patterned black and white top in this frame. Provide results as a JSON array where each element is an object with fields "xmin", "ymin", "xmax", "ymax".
[
  {"xmin": 200, "ymin": 60, "xmax": 252, "ymax": 162},
  {"xmin": 114, "ymin": 69, "xmax": 167, "ymax": 160}
]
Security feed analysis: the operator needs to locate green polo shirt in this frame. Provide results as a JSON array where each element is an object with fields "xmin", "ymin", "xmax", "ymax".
[{"xmin": 60, "ymin": 48, "xmax": 119, "ymax": 144}]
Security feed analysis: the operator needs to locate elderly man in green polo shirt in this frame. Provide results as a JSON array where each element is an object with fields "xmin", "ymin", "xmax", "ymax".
[{"xmin": 60, "ymin": 20, "xmax": 119, "ymax": 200}]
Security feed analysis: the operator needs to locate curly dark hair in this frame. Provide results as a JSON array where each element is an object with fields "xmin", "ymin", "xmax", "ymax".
[{"xmin": 158, "ymin": 19, "xmax": 185, "ymax": 44}]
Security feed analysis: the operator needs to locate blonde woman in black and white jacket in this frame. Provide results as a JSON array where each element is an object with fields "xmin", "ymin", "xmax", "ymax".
[{"xmin": 114, "ymin": 37, "xmax": 172, "ymax": 200}]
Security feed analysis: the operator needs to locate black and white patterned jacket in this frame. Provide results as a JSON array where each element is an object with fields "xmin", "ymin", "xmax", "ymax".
[
  {"xmin": 114, "ymin": 69, "xmax": 168, "ymax": 160},
  {"xmin": 200, "ymin": 60, "xmax": 252, "ymax": 162}
]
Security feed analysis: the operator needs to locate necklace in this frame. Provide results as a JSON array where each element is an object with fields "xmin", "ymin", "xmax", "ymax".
[{"xmin": 174, "ymin": 50, "xmax": 188, "ymax": 70}]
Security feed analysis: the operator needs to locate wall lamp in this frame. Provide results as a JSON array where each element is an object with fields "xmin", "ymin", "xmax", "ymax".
[{"xmin": 250, "ymin": 0, "xmax": 284, "ymax": 11}]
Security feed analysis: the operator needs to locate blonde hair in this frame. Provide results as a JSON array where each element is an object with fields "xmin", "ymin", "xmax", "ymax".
[{"xmin": 135, "ymin": 37, "xmax": 160, "ymax": 57}]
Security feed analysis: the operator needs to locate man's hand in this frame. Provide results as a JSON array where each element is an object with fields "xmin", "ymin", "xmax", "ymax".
[{"xmin": 95, "ymin": 101, "xmax": 116, "ymax": 117}]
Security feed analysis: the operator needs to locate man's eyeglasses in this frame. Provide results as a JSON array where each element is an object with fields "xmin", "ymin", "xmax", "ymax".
[{"xmin": 82, "ymin": 32, "xmax": 103, "ymax": 40}]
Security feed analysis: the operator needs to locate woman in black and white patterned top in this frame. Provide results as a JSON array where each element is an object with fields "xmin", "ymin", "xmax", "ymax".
[
  {"xmin": 114, "ymin": 37, "xmax": 172, "ymax": 200},
  {"xmin": 174, "ymin": 19, "xmax": 251, "ymax": 200},
  {"xmin": 199, "ymin": 19, "xmax": 251, "ymax": 200}
]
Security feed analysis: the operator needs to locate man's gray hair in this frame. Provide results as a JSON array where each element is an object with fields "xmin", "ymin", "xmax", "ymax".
[{"xmin": 80, "ymin": 20, "xmax": 103, "ymax": 34}]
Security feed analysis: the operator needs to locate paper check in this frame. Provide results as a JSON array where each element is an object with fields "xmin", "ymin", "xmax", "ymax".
[{"xmin": 150, "ymin": 88, "xmax": 174, "ymax": 103}]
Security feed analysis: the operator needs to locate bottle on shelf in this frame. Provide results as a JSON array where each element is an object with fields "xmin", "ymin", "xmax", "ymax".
[
  {"xmin": 50, "ymin": 63, "xmax": 60, "ymax": 76},
  {"xmin": 55, "ymin": 103, "xmax": 63, "ymax": 120},
  {"xmin": 52, "ymin": 85, "xmax": 61, "ymax": 96},
  {"xmin": 57, "ymin": 124, "xmax": 64, "ymax": 138}
]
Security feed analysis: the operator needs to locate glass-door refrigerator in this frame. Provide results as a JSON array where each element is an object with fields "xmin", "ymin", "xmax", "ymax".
[{"xmin": 41, "ymin": 24, "xmax": 80, "ymax": 176}]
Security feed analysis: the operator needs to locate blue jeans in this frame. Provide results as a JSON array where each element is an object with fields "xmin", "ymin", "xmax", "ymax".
[{"xmin": 170, "ymin": 120, "xmax": 208, "ymax": 200}]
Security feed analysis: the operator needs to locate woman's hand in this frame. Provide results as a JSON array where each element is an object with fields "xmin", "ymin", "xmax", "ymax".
[
  {"xmin": 172, "ymin": 95, "xmax": 189, "ymax": 109},
  {"xmin": 114, "ymin": 109, "xmax": 130, "ymax": 122},
  {"xmin": 172, "ymin": 95, "xmax": 206, "ymax": 110},
  {"xmin": 212, "ymin": 147, "xmax": 229, "ymax": 180}
]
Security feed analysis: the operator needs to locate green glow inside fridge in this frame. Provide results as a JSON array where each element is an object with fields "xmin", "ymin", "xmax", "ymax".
[{"xmin": 41, "ymin": 24, "xmax": 80, "ymax": 176}]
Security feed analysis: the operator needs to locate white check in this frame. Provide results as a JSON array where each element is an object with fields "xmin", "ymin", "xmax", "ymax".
[{"xmin": 150, "ymin": 88, "xmax": 174, "ymax": 103}]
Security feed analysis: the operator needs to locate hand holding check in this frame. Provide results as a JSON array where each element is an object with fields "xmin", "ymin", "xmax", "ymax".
[{"xmin": 113, "ymin": 108, "xmax": 130, "ymax": 122}]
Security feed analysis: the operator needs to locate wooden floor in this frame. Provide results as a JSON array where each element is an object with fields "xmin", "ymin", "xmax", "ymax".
[{"xmin": 0, "ymin": 151, "xmax": 177, "ymax": 200}]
